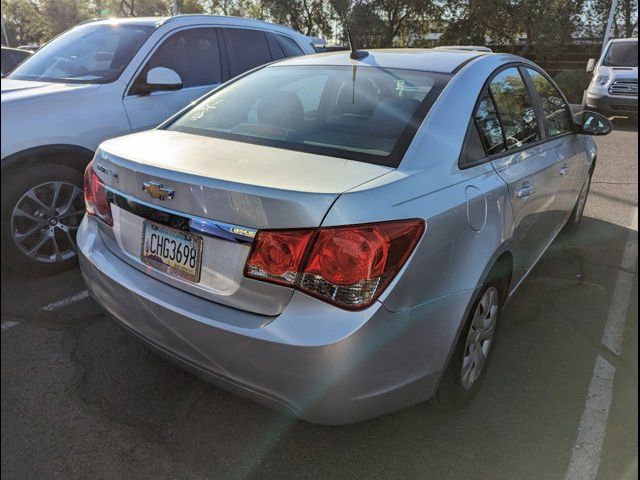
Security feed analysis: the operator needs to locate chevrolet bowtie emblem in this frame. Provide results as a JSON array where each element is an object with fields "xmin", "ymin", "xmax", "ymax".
[{"xmin": 142, "ymin": 181, "xmax": 175, "ymax": 200}]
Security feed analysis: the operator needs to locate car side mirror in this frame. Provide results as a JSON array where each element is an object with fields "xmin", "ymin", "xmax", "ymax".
[
  {"xmin": 578, "ymin": 111, "xmax": 613, "ymax": 136},
  {"xmin": 133, "ymin": 67, "xmax": 183, "ymax": 95},
  {"xmin": 586, "ymin": 58, "xmax": 596, "ymax": 73}
]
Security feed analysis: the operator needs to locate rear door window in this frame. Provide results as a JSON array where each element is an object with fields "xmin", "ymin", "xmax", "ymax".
[
  {"xmin": 525, "ymin": 68, "xmax": 573, "ymax": 137},
  {"xmin": 223, "ymin": 28, "xmax": 273, "ymax": 78},
  {"xmin": 489, "ymin": 67, "xmax": 540, "ymax": 150}
]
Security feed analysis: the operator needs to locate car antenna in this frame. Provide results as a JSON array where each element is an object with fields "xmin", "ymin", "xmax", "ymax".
[{"xmin": 343, "ymin": 14, "xmax": 368, "ymax": 60}]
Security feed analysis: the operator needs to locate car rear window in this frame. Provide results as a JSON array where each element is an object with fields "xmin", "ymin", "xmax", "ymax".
[{"xmin": 167, "ymin": 65, "xmax": 449, "ymax": 167}]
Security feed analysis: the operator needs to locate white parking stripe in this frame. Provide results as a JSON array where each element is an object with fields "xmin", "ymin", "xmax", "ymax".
[
  {"xmin": 566, "ymin": 206, "xmax": 638, "ymax": 480},
  {"xmin": 565, "ymin": 355, "xmax": 616, "ymax": 480},
  {"xmin": 602, "ymin": 207, "xmax": 638, "ymax": 356},
  {"xmin": 1, "ymin": 321, "xmax": 20, "ymax": 332},
  {"xmin": 41, "ymin": 290, "xmax": 90, "ymax": 311}
]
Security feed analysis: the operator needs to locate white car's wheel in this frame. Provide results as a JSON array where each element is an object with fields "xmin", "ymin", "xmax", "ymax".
[{"xmin": 1, "ymin": 163, "xmax": 85, "ymax": 275}]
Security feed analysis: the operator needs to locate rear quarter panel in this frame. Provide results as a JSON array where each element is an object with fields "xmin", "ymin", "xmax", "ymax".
[
  {"xmin": 323, "ymin": 54, "xmax": 523, "ymax": 313},
  {"xmin": 324, "ymin": 163, "xmax": 511, "ymax": 313}
]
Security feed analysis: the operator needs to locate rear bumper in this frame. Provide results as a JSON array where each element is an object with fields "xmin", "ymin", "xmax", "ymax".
[
  {"xmin": 78, "ymin": 217, "xmax": 473, "ymax": 424},
  {"xmin": 586, "ymin": 92, "xmax": 638, "ymax": 116}
]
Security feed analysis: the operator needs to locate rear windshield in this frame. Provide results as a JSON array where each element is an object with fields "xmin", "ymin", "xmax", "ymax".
[
  {"xmin": 167, "ymin": 65, "xmax": 449, "ymax": 166},
  {"xmin": 603, "ymin": 41, "xmax": 638, "ymax": 67}
]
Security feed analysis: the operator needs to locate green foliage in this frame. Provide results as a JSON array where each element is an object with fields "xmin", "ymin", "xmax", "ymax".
[
  {"xmin": 442, "ymin": 0, "xmax": 585, "ymax": 58},
  {"xmin": 554, "ymin": 69, "xmax": 592, "ymax": 104},
  {"xmin": 1, "ymin": 0, "xmax": 47, "ymax": 45},
  {"xmin": 261, "ymin": 0, "xmax": 333, "ymax": 37},
  {"xmin": 1, "ymin": 0, "xmax": 636, "ymax": 53},
  {"xmin": 583, "ymin": 0, "xmax": 638, "ymax": 38}
]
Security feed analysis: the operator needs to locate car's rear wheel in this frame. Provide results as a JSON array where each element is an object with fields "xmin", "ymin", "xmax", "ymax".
[
  {"xmin": 1, "ymin": 163, "xmax": 85, "ymax": 275},
  {"xmin": 437, "ymin": 281, "xmax": 501, "ymax": 408}
]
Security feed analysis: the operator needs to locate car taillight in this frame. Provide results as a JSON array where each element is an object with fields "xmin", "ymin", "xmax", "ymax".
[
  {"xmin": 83, "ymin": 161, "xmax": 113, "ymax": 226},
  {"xmin": 244, "ymin": 219, "xmax": 424, "ymax": 310},
  {"xmin": 244, "ymin": 229, "xmax": 315, "ymax": 286}
]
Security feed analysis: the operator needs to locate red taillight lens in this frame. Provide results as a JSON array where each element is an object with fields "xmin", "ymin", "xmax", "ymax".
[
  {"xmin": 244, "ymin": 219, "xmax": 424, "ymax": 310},
  {"xmin": 299, "ymin": 221, "xmax": 424, "ymax": 309},
  {"xmin": 83, "ymin": 161, "xmax": 113, "ymax": 226},
  {"xmin": 244, "ymin": 229, "xmax": 315, "ymax": 286}
]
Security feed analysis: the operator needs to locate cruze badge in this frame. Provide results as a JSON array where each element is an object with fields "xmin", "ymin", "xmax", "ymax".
[{"xmin": 142, "ymin": 181, "xmax": 175, "ymax": 200}]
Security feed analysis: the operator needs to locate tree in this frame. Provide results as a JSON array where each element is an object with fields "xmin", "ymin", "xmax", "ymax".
[
  {"xmin": 40, "ymin": 0, "xmax": 93, "ymax": 38},
  {"xmin": 583, "ymin": 0, "xmax": 638, "ymax": 38},
  {"xmin": 261, "ymin": 0, "xmax": 333, "ymax": 37},
  {"xmin": 442, "ymin": 0, "xmax": 586, "ymax": 57},
  {"xmin": 2, "ymin": 0, "xmax": 44, "ymax": 45},
  {"xmin": 330, "ymin": 0, "xmax": 440, "ymax": 48}
]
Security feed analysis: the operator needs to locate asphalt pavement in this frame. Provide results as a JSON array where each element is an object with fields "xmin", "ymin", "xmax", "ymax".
[{"xmin": 2, "ymin": 120, "xmax": 638, "ymax": 480}]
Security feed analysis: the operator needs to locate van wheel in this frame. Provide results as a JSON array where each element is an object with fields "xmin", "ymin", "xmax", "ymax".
[
  {"xmin": 437, "ymin": 281, "xmax": 501, "ymax": 409},
  {"xmin": 1, "ymin": 163, "xmax": 85, "ymax": 276}
]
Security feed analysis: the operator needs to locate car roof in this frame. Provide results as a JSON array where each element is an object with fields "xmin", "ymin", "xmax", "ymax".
[
  {"xmin": 82, "ymin": 15, "xmax": 308, "ymax": 38},
  {"xmin": 609, "ymin": 37, "xmax": 638, "ymax": 43},
  {"xmin": 275, "ymin": 48, "xmax": 494, "ymax": 74}
]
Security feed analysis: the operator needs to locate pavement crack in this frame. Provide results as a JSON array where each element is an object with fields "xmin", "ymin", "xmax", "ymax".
[{"xmin": 61, "ymin": 320, "xmax": 171, "ymax": 448}]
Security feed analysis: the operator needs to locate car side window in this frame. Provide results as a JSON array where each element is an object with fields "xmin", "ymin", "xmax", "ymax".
[
  {"xmin": 223, "ymin": 28, "xmax": 273, "ymax": 78},
  {"xmin": 489, "ymin": 67, "xmax": 540, "ymax": 149},
  {"xmin": 474, "ymin": 93, "xmax": 506, "ymax": 155},
  {"xmin": 267, "ymin": 34, "xmax": 305, "ymax": 61},
  {"xmin": 276, "ymin": 35, "xmax": 304, "ymax": 57},
  {"xmin": 141, "ymin": 28, "xmax": 222, "ymax": 88},
  {"xmin": 525, "ymin": 68, "xmax": 573, "ymax": 137}
]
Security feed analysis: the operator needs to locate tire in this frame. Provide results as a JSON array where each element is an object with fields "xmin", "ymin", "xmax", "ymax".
[
  {"xmin": 436, "ymin": 280, "xmax": 502, "ymax": 409},
  {"xmin": 564, "ymin": 170, "xmax": 592, "ymax": 233},
  {"xmin": 1, "ymin": 162, "xmax": 85, "ymax": 276}
]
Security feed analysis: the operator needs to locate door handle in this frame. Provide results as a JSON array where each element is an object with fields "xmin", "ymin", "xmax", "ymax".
[
  {"xmin": 559, "ymin": 166, "xmax": 570, "ymax": 176},
  {"xmin": 516, "ymin": 182, "xmax": 534, "ymax": 198}
]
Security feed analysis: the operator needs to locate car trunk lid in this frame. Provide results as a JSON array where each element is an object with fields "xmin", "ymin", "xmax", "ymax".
[{"xmin": 94, "ymin": 130, "xmax": 393, "ymax": 316}]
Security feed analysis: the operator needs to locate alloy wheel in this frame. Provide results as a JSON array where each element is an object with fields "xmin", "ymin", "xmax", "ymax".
[{"xmin": 10, "ymin": 181, "xmax": 85, "ymax": 263}]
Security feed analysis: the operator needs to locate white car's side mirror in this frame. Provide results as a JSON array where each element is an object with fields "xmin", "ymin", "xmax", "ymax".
[
  {"xmin": 146, "ymin": 67, "xmax": 183, "ymax": 90},
  {"xmin": 586, "ymin": 58, "xmax": 596, "ymax": 73},
  {"xmin": 143, "ymin": 67, "xmax": 183, "ymax": 93}
]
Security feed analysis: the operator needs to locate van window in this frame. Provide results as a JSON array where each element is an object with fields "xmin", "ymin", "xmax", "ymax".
[{"xmin": 603, "ymin": 41, "xmax": 638, "ymax": 67}]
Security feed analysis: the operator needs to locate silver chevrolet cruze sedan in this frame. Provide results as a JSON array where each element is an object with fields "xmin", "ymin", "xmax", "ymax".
[{"xmin": 77, "ymin": 48, "xmax": 612, "ymax": 424}]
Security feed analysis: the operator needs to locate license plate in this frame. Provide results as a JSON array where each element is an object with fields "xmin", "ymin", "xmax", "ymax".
[{"xmin": 141, "ymin": 221, "xmax": 203, "ymax": 283}]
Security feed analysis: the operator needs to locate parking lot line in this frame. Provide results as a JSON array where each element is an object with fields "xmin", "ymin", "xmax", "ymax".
[
  {"xmin": 41, "ymin": 290, "xmax": 89, "ymax": 311},
  {"xmin": 565, "ymin": 355, "xmax": 617, "ymax": 480},
  {"xmin": 1, "ymin": 321, "xmax": 19, "ymax": 332},
  {"xmin": 566, "ymin": 205, "xmax": 637, "ymax": 480},
  {"xmin": 602, "ymin": 207, "xmax": 638, "ymax": 356}
]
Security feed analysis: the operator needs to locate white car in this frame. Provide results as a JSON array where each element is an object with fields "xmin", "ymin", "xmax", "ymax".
[
  {"xmin": 0, "ymin": 15, "xmax": 315, "ymax": 274},
  {"xmin": 585, "ymin": 37, "xmax": 638, "ymax": 118}
]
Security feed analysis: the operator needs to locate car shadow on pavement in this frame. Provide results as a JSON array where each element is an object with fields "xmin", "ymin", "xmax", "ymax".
[
  {"xmin": 611, "ymin": 117, "xmax": 638, "ymax": 132},
  {"xmin": 3, "ymin": 215, "xmax": 637, "ymax": 480}
]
